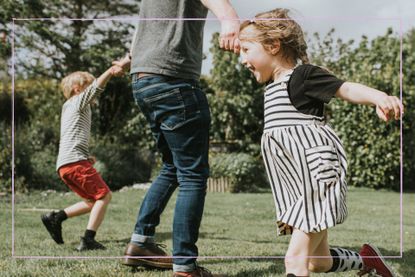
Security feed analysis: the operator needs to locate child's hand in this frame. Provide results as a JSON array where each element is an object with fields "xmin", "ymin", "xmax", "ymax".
[
  {"xmin": 112, "ymin": 54, "xmax": 131, "ymax": 71},
  {"xmin": 375, "ymin": 95, "xmax": 403, "ymax": 122},
  {"xmin": 88, "ymin": 156, "xmax": 96, "ymax": 164},
  {"xmin": 110, "ymin": 65, "xmax": 124, "ymax": 77}
]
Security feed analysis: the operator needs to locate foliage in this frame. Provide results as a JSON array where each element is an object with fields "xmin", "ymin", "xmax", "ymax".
[
  {"xmin": 0, "ymin": 122, "xmax": 32, "ymax": 193},
  {"xmin": 309, "ymin": 28, "xmax": 414, "ymax": 190},
  {"xmin": 91, "ymin": 140, "xmax": 154, "ymax": 191},
  {"xmin": 210, "ymin": 152, "xmax": 268, "ymax": 193},
  {"xmin": 0, "ymin": 0, "xmax": 138, "ymax": 79},
  {"xmin": 207, "ymin": 33, "xmax": 264, "ymax": 155}
]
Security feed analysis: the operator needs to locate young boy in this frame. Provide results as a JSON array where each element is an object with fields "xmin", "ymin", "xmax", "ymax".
[{"xmin": 41, "ymin": 65, "xmax": 123, "ymax": 251}]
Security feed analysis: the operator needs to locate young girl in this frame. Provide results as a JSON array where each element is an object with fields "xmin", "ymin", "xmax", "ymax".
[{"xmin": 239, "ymin": 8, "xmax": 402, "ymax": 277}]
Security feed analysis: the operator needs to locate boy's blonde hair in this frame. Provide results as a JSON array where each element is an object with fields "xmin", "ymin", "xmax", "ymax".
[
  {"xmin": 240, "ymin": 8, "xmax": 309, "ymax": 65},
  {"xmin": 60, "ymin": 71, "xmax": 95, "ymax": 99}
]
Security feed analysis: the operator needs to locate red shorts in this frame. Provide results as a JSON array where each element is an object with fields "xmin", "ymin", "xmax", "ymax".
[{"xmin": 58, "ymin": 160, "xmax": 110, "ymax": 201}]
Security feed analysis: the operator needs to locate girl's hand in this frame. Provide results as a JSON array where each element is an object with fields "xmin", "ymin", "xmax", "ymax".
[{"xmin": 375, "ymin": 95, "xmax": 403, "ymax": 122}]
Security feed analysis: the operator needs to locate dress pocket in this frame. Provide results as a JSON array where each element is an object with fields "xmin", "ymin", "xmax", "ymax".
[{"xmin": 305, "ymin": 145, "xmax": 340, "ymax": 185}]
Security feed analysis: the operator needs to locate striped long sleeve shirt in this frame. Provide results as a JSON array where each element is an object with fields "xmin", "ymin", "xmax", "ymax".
[{"xmin": 56, "ymin": 80, "xmax": 103, "ymax": 171}]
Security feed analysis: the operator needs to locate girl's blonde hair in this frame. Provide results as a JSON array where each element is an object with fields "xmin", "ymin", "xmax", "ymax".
[
  {"xmin": 60, "ymin": 71, "xmax": 95, "ymax": 99},
  {"xmin": 240, "ymin": 8, "xmax": 309, "ymax": 64}
]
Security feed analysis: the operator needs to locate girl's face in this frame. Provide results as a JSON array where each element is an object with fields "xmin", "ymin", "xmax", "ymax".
[{"xmin": 240, "ymin": 39, "xmax": 277, "ymax": 84}]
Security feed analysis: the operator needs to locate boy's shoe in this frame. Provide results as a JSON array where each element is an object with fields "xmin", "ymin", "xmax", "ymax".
[
  {"xmin": 121, "ymin": 242, "xmax": 172, "ymax": 269},
  {"xmin": 41, "ymin": 212, "xmax": 64, "ymax": 244},
  {"xmin": 358, "ymin": 244, "xmax": 395, "ymax": 277},
  {"xmin": 76, "ymin": 237, "xmax": 106, "ymax": 251},
  {"xmin": 173, "ymin": 266, "xmax": 225, "ymax": 277}
]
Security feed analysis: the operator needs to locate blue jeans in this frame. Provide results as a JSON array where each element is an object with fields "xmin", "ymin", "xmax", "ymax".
[{"xmin": 131, "ymin": 74, "xmax": 210, "ymax": 270}]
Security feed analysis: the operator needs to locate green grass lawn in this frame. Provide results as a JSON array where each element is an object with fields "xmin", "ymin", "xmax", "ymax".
[{"xmin": 0, "ymin": 187, "xmax": 414, "ymax": 277}]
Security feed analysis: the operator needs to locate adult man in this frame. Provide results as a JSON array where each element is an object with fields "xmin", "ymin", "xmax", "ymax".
[{"xmin": 114, "ymin": 1, "xmax": 239, "ymax": 276}]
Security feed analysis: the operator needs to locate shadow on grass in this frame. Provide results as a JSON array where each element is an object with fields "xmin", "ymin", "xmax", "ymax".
[
  {"xmin": 200, "ymin": 247, "xmax": 414, "ymax": 277},
  {"xmin": 100, "ymin": 231, "xmax": 174, "ymax": 244},
  {"xmin": 231, "ymin": 263, "xmax": 284, "ymax": 277}
]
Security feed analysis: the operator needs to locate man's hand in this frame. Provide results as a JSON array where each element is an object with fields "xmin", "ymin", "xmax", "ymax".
[
  {"xmin": 219, "ymin": 19, "xmax": 240, "ymax": 54},
  {"xmin": 200, "ymin": 0, "xmax": 240, "ymax": 53}
]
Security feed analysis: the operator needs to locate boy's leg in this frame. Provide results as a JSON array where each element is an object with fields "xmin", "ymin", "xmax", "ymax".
[
  {"xmin": 86, "ymin": 192, "xmax": 112, "ymax": 231},
  {"xmin": 76, "ymin": 192, "xmax": 112, "ymax": 251},
  {"xmin": 64, "ymin": 200, "xmax": 93, "ymax": 217},
  {"xmin": 285, "ymin": 228, "xmax": 327, "ymax": 276}
]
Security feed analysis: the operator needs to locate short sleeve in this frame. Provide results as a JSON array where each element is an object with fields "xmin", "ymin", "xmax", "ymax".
[
  {"xmin": 288, "ymin": 64, "xmax": 345, "ymax": 117},
  {"xmin": 302, "ymin": 65, "xmax": 345, "ymax": 103}
]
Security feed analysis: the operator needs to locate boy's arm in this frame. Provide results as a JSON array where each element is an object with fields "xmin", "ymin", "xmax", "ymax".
[
  {"xmin": 335, "ymin": 82, "xmax": 403, "ymax": 121},
  {"xmin": 96, "ymin": 66, "xmax": 122, "ymax": 89},
  {"xmin": 74, "ymin": 66, "xmax": 123, "ymax": 111},
  {"xmin": 200, "ymin": 0, "xmax": 240, "ymax": 53}
]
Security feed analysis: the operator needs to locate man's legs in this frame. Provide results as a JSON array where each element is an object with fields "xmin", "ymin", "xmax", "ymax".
[
  {"xmin": 160, "ymin": 85, "xmax": 210, "ymax": 272},
  {"xmin": 132, "ymin": 160, "xmax": 178, "ymax": 243},
  {"xmin": 125, "ymin": 75, "xmax": 210, "ymax": 272}
]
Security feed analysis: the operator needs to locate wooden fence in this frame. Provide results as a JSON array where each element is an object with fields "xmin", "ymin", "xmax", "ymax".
[{"xmin": 207, "ymin": 177, "xmax": 231, "ymax": 192}]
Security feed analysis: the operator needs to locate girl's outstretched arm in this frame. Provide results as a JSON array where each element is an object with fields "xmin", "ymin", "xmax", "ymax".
[{"xmin": 335, "ymin": 82, "xmax": 403, "ymax": 122}]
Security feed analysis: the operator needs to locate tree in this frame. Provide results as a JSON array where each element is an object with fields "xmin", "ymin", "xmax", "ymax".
[{"xmin": 0, "ymin": 0, "xmax": 138, "ymax": 78}]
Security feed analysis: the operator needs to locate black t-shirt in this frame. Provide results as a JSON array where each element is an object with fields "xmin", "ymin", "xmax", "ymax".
[{"xmin": 287, "ymin": 64, "xmax": 345, "ymax": 117}]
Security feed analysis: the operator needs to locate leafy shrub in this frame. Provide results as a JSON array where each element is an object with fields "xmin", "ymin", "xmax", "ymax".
[
  {"xmin": 210, "ymin": 152, "xmax": 268, "ymax": 193},
  {"xmin": 29, "ymin": 143, "xmax": 63, "ymax": 191},
  {"xmin": 91, "ymin": 141, "xmax": 154, "ymax": 190},
  {"xmin": 310, "ymin": 28, "xmax": 414, "ymax": 190},
  {"xmin": 0, "ymin": 123, "xmax": 32, "ymax": 193}
]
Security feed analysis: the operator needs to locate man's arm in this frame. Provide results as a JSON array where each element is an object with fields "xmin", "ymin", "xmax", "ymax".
[{"xmin": 201, "ymin": 0, "xmax": 240, "ymax": 53}]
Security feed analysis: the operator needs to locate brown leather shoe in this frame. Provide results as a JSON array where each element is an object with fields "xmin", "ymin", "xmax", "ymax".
[
  {"xmin": 121, "ymin": 242, "xmax": 173, "ymax": 269},
  {"xmin": 173, "ymin": 266, "xmax": 226, "ymax": 277}
]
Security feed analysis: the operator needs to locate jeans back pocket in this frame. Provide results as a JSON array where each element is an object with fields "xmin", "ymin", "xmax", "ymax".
[
  {"xmin": 143, "ymin": 88, "xmax": 186, "ymax": 131},
  {"xmin": 305, "ymin": 145, "xmax": 340, "ymax": 185}
]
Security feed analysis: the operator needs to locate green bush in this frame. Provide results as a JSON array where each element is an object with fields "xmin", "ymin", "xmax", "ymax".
[
  {"xmin": 310, "ymin": 28, "xmax": 414, "ymax": 190},
  {"xmin": 91, "ymin": 141, "xmax": 154, "ymax": 190},
  {"xmin": 0, "ymin": 123, "xmax": 32, "ymax": 193},
  {"xmin": 29, "ymin": 143, "xmax": 63, "ymax": 191},
  {"xmin": 210, "ymin": 152, "xmax": 268, "ymax": 193}
]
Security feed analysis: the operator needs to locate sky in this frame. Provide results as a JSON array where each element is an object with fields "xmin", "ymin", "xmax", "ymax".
[{"xmin": 201, "ymin": 0, "xmax": 415, "ymax": 75}]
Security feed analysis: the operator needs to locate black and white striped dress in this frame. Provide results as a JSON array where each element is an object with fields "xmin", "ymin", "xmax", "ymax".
[{"xmin": 261, "ymin": 71, "xmax": 348, "ymax": 236}]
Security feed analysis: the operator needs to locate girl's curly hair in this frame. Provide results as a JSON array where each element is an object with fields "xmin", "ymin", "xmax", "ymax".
[{"xmin": 240, "ymin": 8, "xmax": 309, "ymax": 65}]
